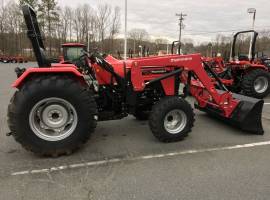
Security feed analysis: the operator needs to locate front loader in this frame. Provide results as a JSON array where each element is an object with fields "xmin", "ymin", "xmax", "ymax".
[{"xmin": 6, "ymin": 5, "xmax": 265, "ymax": 157}]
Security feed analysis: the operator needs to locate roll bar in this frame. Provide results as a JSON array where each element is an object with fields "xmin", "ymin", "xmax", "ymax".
[
  {"xmin": 231, "ymin": 30, "xmax": 258, "ymax": 62},
  {"xmin": 171, "ymin": 41, "xmax": 181, "ymax": 55},
  {"xmin": 22, "ymin": 4, "xmax": 51, "ymax": 67}
]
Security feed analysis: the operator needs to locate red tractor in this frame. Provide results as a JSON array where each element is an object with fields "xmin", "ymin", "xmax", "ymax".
[
  {"xmin": 0, "ymin": 55, "xmax": 13, "ymax": 63},
  {"xmin": 15, "ymin": 56, "xmax": 28, "ymax": 63},
  {"xmin": 207, "ymin": 30, "xmax": 270, "ymax": 99},
  {"xmin": 0, "ymin": 55, "xmax": 28, "ymax": 63},
  {"xmin": 7, "ymin": 5, "xmax": 264, "ymax": 157}
]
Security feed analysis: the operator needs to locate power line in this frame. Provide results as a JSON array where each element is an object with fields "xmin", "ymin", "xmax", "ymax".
[
  {"xmin": 183, "ymin": 28, "xmax": 270, "ymax": 36},
  {"xmin": 184, "ymin": 26, "xmax": 270, "ymax": 33},
  {"xmin": 185, "ymin": 29, "xmax": 244, "ymax": 34}
]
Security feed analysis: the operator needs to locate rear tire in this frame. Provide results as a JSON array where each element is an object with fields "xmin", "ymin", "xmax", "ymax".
[
  {"xmin": 149, "ymin": 97, "xmax": 195, "ymax": 143},
  {"xmin": 242, "ymin": 69, "xmax": 270, "ymax": 99},
  {"xmin": 7, "ymin": 75, "xmax": 97, "ymax": 157}
]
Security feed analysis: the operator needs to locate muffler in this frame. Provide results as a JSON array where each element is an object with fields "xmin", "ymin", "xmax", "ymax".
[{"xmin": 195, "ymin": 93, "xmax": 264, "ymax": 135}]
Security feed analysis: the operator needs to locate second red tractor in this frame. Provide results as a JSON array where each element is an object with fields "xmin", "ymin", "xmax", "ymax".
[{"xmin": 206, "ymin": 30, "xmax": 270, "ymax": 99}]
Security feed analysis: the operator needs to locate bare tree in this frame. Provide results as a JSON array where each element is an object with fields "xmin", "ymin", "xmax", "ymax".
[
  {"xmin": 38, "ymin": 0, "xmax": 60, "ymax": 56},
  {"xmin": 0, "ymin": 0, "xmax": 7, "ymax": 54},
  {"xmin": 81, "ymin": 4, "xmax": 95, "ymax": 44},
  {"xmin": 8, "ymin": 2, "xmax": 23, "ymax": 54},
  {"xmin": 73, "ymin": 5, "xmax": 83, "ymax": 42},
  {"xmin": 109, "ymin": 6, "xmax": 121, "ymax": 51},
  {"xmin": 19, "ymin": 0, "xmax": 38, "ymax": 9},
  {"xmin": 129, "ymin": 28, "xmax": 149, "ymax": 53},
  {"xmin": 96, "ymin": 3, "xmax": 112, "ymax": 50},
  {"xmin": 63, "ymin": 6, "xmax": 73, "ymax": 41},
  {"xmin": 59, "ymin": 6, "xmax": 72, "ymax": 43},
  {"xmin": 155, "ymin": 38, "xmax": 168, "ymax": 52}
]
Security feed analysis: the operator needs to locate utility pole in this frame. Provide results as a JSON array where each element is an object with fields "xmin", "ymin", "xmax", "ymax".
[
  {"xmin": 124, "ymin": 0, "xmax": 128, "ymax": 60},
  {"xmin": 247, "ymin": 8, "xmax": 256, "ymax": 60},
  {"xmin": 167, "ymin": 42, "xmax": 169, "ymax": 55},
  {"xmin": 176, "ymin": 13, "xmax": 187, "ymax": 55}
]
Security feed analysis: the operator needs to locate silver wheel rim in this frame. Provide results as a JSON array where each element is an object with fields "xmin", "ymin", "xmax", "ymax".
[
  {"xmin": 254, "ymin": 76, "xmax": 269, "ymax": 94},
  {"xmin": 164, "ymin": 109, "xmax": 187, "ymax": 134},
  {"xmin": 29, "ymin": 98, "xmax": 78, "ymax": 142}
]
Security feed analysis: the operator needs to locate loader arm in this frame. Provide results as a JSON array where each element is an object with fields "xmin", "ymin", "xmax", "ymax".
[
  {"xmin": 129, "ymin": 53, "xmax": 264, "ymax": 134},
  {"xmin": 130, "ymin": 54, "xmax": 238, "ymax": 117}
]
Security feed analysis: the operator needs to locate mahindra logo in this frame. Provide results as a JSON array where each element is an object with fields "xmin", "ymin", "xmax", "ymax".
[{"xmin": 171, "ymin": 57, "xmax": 192, "ymax": 63}]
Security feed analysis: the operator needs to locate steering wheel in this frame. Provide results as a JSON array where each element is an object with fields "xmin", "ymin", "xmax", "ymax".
[
  {"xmin": 62, "ymin": 53, "xmax": 88, "ymax": 66},
  {"xmin": 88, "ymin": 50, "xmax": 107, "ymax": 65},
  {"xmin": 65, "ymin": 49, "xmax": 107, "ymax": 68}
]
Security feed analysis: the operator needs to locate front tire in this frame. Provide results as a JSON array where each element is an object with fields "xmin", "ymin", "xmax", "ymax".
[
  {"xmin": 8, "ymin": 75, "xmax": 97, "ymax": 157},
  {"xmin": 242, "ymin": 69, "xmax": 270, "ymax": 99},
  {"xmin": 149, "ymin": 97, "xmax": 195, "ymax": 142}
]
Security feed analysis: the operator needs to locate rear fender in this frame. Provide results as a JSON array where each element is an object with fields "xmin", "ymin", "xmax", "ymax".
[{"xmin": 12, "ymin": 67, "xmax": 84, "ymax": 88}]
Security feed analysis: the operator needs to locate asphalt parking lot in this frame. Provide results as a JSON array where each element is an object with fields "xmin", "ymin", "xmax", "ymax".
[{"xmin": 0, "ymin": 62, "xmax": 270, "ymax": 200}]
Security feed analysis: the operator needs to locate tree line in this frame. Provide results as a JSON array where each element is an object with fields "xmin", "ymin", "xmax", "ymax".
[
  {"xmin": 0, "ymin": 0, "xmax": 168, "ymax": 58},
  {"xmin": 191, "ymin": 31, "xmax": 270, "ymax": 60},
  {"xmin": 0, "ymin": 0, "xmax": 123, "ymax": 58},
  {"xmin": 0, "ymin": 0, "xmax": 269, "ymax": 60}
]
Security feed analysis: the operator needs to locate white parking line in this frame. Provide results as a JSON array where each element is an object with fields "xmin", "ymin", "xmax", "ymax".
[
  {"xmin": 11, "ymin": 141, "xmax": 270, "ymax": 176},
  {"xmin": 264, "ymin": 103, "xmax": 270, "ymax": 105}
]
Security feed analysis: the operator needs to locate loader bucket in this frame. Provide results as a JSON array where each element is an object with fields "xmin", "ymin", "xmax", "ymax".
[{"xmin": 196, "ymin": 93, "xmax": 264, "ymax": 135}]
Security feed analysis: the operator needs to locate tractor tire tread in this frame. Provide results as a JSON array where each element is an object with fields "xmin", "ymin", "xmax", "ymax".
[
  {"xmin": 149, "ymin": 97, "xmax": 195, "ymax": 143},
  {"xmin": 7, "ymin": 75, "xmax": 97, "ymax": 157},
  {"xmin": 242, "ymin": 69, "xmax": 270, "ymax": 99}
]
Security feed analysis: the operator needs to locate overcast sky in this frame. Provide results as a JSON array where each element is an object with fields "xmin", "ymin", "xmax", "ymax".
[{"xmin": 58, "ymin": 0, "xmax": 270, "ymax": 43}]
